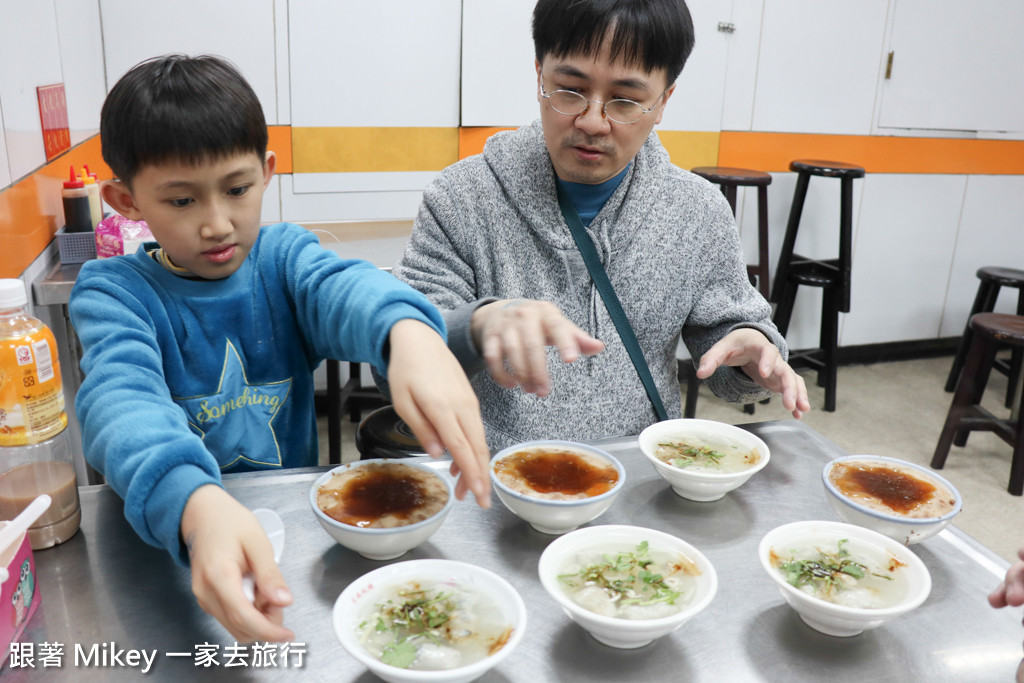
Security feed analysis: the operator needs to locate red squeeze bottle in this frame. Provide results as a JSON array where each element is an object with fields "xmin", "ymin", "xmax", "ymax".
[{"xmin": 61, "ymin": 166, "xmax": 93, "ymax": 233}]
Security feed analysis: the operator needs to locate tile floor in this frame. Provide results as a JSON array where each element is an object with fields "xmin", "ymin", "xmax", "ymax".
[{"xmin": 320, "ymin": 354, "xmax": 1023, "ymax": 564}]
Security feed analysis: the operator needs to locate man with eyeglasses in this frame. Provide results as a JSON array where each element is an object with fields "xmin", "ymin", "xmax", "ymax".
[{"xmin": 391, "ymin": 0, "xmax": 809, "ymax": 450}]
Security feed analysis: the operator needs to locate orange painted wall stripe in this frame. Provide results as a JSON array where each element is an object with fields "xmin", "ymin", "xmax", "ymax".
[
  {"xmin": 0, "ymin": 136, "xmax": 111, "ymax": 278},
  {"xmin": 267, "ymin": 125, "xmax": 292, "ymax": 174},
  {"xmin": 718, "ymin": 132, "xmax": 1024, "ymax": 175}
]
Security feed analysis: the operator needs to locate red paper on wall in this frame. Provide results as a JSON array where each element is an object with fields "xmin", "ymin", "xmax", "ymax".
[{"xmin": 36, "ymin": 84, "xmax": 70, "ymax": 162}]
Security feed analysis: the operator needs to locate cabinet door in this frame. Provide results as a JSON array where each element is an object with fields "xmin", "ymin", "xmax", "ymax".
[
  {"xmin": 752, "ymin": 0, "xmax": 889, "ymax": 135},
  {"xmin": 461, "ymin": 0, "xmax": 737, "ymax": 131},
  {"xmin": 878, "ymin": 0, "xmax": 1024, "ymax": 134},
  {"xmin": 100, "ymin": 0, "xmax": 278, "ymax": 124}
]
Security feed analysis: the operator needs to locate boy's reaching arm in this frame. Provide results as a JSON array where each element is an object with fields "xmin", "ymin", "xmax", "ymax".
[
  {"xmin": 181, "ymin": 485, "xmax": 294, "ymax": 643},
  {"xmin": 385, "ymin": 319, "xmax": 491, "ymax": 506}
]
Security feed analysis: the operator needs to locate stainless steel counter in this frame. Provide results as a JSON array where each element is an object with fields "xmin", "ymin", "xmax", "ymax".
[{"xmin": 8, "ymin": 421, "xmax": 1023, "ymax": 681}]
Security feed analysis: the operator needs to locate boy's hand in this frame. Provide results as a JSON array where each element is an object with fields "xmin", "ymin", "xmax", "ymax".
[
  {"xmin": 181, "ymin": 485, "xmax": 294, "ymax": 643},
  {"xmin": 386, "ymin": 319, "xmax": 491, "ymax": 507}
]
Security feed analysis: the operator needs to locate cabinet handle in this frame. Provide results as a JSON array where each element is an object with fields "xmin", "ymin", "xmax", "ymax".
[{"xmin": 885, "ymin": 51, "xmax": 895, "ymax": 80}]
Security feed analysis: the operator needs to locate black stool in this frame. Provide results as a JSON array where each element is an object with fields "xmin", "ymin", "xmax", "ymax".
[
  {"xmin": 771, "ymin": 159, "xmax": 865, "ymax": 412},
  {"xmin": 685, "ymin": 166, "xmax": 773, "ymax": 418},
  {"xmin": 944, "ymin": 266, "xmax": 1024, "ymax": 409},
  {"xmin": 325, "ymin": 360, "xmax": 388, "ymax": 464},
  {"xmin": 932, "ymin": 313, "xmax": 1024, "ymax": 496},
  {"xmin": 355, "ymin": 405, "xmax": 425, "ymax": 460}
]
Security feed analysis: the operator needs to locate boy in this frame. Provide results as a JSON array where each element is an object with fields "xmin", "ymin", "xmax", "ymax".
[{"xmin": 69, "ymin": 54, "xmax": 490, "ymax": 643}]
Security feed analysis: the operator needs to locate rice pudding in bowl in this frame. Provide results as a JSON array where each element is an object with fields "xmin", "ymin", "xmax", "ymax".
[
  {"xmin": 759, "ymin": 520, "xmax": 931, "ymax": 637},
  {"xmin": 310, "ymin": 459, "xmax": 454, "ymax": 560},
  {"xmin": 638, "ymin": 419, "xmax": 770, "ymax": 501},
  {"xmin": 822, "ymin": 455, "xmax": 962, "ymax": 545},
  {"xmin": 489, "ymin": 440, "xmax": 625, "ymax": 534},
  {"xmin": 334, "ymin": 559, "xmax": 526, "ymax": 683},
  {"xmin": 538, "ymin": 525, "xmax": 717, "ymax": 648}
]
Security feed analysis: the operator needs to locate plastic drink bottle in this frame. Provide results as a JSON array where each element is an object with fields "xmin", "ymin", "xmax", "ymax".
[{"xmin": 0, "ymin": 279, "xmax": 80, "ymax": 548}]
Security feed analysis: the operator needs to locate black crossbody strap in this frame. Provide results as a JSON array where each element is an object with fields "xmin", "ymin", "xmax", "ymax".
[{"xmin": 556, "ymin": 183, "xmax": 669, "ymax": 422}]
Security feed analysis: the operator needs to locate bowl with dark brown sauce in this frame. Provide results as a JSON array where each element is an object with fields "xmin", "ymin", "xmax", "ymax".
[
  {"xmin": 490, "ymin": 441, "xmax": 626, "ymax": 534},
  {"xmin": 310, "ymin": 459, "xmax": 454, "ymax": 560},
  {"xmin": 822, "ymin": 455, "xmax": 962, "ymax": 545}
]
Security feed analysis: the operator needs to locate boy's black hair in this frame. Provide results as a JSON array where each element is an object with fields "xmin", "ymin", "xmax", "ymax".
[
  {"xmin": 100, "ymin": 54, "xmax": 268, "ymax": 186},
  {"xmin": 532, "ymin": 0, "xmax": 695, "ymax": 86}
]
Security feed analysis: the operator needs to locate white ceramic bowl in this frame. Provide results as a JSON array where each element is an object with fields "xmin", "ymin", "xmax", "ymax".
[
  {"xmin": 490, "ymin": 440, "xmax": 625, "ymax": 535},
  {"xmin": 759, "ymin": 520, "xmax": 932, "ymax": 637},
  {"xmin": 333, "ymin": 559, "xmax": 527, "ymax": 683},
  {"xmin": 538, "ymin": 525, "xmax": 717, "ymax": 649},
  {"xmin": 310, "ymin": 459, "xmax": 454, "ymax": 560},
  {"xmin": 637, "ymin": 418, "xmax": 770, "ymax": 501},
  {"xmin": 822, "ymin": 455, "xmax": 962, "ymax": 545}
]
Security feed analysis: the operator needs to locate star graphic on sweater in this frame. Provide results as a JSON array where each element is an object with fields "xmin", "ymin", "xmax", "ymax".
[{"xmin": 175, "ymin": 340, "xmax": 292, "ymax": 469}]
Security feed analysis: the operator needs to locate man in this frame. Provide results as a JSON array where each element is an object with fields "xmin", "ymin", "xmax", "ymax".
[{"xmin": 393, "ymin": 0, "xmax": 809, "ymax": 449}]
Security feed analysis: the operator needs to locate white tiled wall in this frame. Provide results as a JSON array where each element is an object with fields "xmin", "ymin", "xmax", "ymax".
[
  {"xmin": 55, "ymin": 0, "xmax": 106, "ymax": 145},
  {"xmin": 0, "ymin": 0, "xmax": 63, "ymax": 181}
]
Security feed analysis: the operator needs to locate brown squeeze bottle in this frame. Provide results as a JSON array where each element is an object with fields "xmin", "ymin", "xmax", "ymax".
[{"xmin": 61, "ymin": 165, "xmax": 93, "ymax": 233}]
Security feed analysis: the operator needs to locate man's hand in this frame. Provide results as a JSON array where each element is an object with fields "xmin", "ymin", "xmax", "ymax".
[
  {"xmin": 181, "ymin": 485, "xmax": 294, "ymax": 643},
  {"xmin": 471, "ymin": 299, "xmax": 605, "ymax": 396},
  {"xmin": 988, "ymin": 547, "xmax": 1024, "ymax": 683},
  {"xmin": 387, "ymin": 319, "xmax": 491, "ymax": 507},
  {"xmin": 695, "ymin": 328, "xmax": 810, "ymax": 419}
]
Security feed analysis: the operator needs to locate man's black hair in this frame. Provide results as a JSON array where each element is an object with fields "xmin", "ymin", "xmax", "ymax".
[
  {"xmin": 532, "ymin": 0, "xmax": 695, "ymax": 85},
  {"xmin": 100, "ymin": 54, "xmax": 268, "ymax": 186}
]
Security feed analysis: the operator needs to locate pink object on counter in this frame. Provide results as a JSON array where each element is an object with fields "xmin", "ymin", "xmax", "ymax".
[
  {"xmin": 0, "ymin": 522, "xmax": 39, "ymax": 668},
  {"xmin": 95, "ymin": 214, "xmax": 153, "ymax": 259}
]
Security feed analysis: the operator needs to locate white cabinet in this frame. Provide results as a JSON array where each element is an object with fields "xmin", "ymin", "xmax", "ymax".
[
  {"xmin": 878, "ymin": 0, "xmax": 1024, "ymax": 135},
  {"xmin": 751, "ymin": 0, "xmax": 889, "ymax": 136},
  {"xmin": 841, "ymin": 174, "xmax": 965, "ymax": 346},
  {"xmin": 99, "ymin": 0, "xmax": 279, "ymax": 124},
  {"xmin": 940, "ymin": 175, "xmax": 1024, "ymax": 336}
]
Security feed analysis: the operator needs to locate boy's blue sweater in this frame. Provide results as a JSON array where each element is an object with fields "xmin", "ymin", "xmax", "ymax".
[{"xmin": 69, "ymin": 223, "xmax": 443, "ymax": 563}]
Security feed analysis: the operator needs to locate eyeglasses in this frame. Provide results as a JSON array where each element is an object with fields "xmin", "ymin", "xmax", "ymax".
[{"xmin": 539, "ymin": 79, "xmax": 662, "ymax": 125}]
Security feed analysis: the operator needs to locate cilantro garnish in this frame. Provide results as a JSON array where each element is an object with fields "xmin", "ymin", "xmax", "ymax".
[
  {"xmin": 777, "ymin": 539, "xmax": 891, "ymax": 599},
  {"xmin": 658, "ymin": 442, "xmax": 726, "ymax": 469},
  {"xmin": 559, "ymin": 541, "xmax": 683, "ymax": 607}
]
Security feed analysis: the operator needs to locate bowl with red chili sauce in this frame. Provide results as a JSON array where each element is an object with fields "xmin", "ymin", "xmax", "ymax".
[
  {"xmin": 310, "ymin": 459, "xmax": 454, "ymax": 560},
  {"xmin": 490, "ymin": 441, "xmax": 625, "ymax": 535},
  {"xmin": 822, "ymin": 455, "xmax": 962, "ymax": 545}
]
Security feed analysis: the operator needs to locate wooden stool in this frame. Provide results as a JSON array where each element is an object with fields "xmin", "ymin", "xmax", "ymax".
[
  {"xmin": 771, "ymin": 159, "xmax": 865, "ymax": 412},
  {"xmin": 932, "ymin": 313, "xmax": 1024, "ymax": 495},
  {"xmin": 685, "ymin": 166, "xmax": 772, "ymax": 418},
  {"xmin": 944, "ymin": 266, "xmax": 1024, "ymax": 409},
  {"xmin": 355, "ymin": 405, "xmax": 425, "ymax": 460},
  {"xmin": 690, "ymin": 166, "xmax": 772, "ymax": 298}
]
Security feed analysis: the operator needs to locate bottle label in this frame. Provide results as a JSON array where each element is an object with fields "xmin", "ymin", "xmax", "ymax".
[{"xmin": 0, "ymin": 327, "xmax": 67, "ymax": 446}]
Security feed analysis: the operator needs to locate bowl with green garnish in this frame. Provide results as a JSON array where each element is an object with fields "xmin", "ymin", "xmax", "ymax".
[
  {"xmin": 759, "ymin": 520, "xmax": 932, "ymax": 637},
  {"xmin": 333, "ymin": 559, "xmax": 526, "ymax": 683},
  {"xmin": 637, "ymin": 418, "xmax": 770, "ymax": 501},
  {"xmin": 538, "ymin": 525, "xmax": 717, "ymax": 649}
]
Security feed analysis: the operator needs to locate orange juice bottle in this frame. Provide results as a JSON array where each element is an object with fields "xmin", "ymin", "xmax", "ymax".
[{"xmin": 0, "ymin": 279, "xmax": 67, "ymax": 446}]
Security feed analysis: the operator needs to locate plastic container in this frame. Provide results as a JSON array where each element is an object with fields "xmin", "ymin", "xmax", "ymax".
[
  {"xmin": 0, "ymin": 280, "xmax": 67, "ymax": 446},
  {"xmin": 0, "ymin": 431, "xmax": 81, "ymax": 549},
  {"xmin": 61, "ymin": 166, "xmax": 93, "ymax": 233},
  {"xmin": 0, "ymin": 520, "xmax": 40, "ymax": 663},
  {"xmin": 80, "ymin": 170, "xmax": 102, "ymax": 230},
  {"xmin": 0, "ymin": 280, "xmax": 79, "ymax": 550}
]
